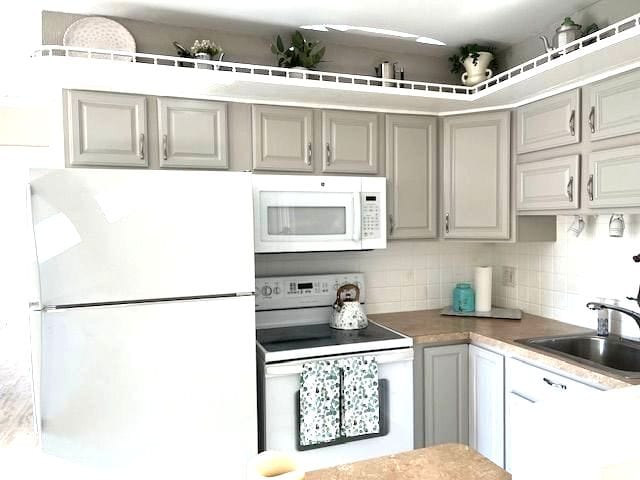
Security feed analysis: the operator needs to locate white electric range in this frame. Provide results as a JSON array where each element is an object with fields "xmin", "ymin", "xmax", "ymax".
[{"xmin": 255, "ymin": 273, "xmax": 414, "ymax": 471}]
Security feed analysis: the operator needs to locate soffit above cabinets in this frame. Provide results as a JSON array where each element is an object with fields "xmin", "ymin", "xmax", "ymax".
[{"xmin": 30, "ymin": 12, "xmax": 640, "ymax": 115}]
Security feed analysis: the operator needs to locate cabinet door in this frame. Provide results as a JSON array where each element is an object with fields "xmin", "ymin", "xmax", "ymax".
[
  {"xmin": 66, "ymin": 90, "xmax": 148, "ymax": 167},
  {"xmin": 157, "ymin": 98, "xmax": 228, "ymax": 169},
  {"xmin": 515, "ymin": 90, "xmax": 580, "ymax": 154},
  {"xmin": 516, "ymin": 155, "xmax": 580, "ymax": 211},
  {"xmin": 585, "ymin": 69, "xmax": 640, "ymax": 141},
  {"xmin": 322, "ymin": 110, "xmax": 378, "ymax": 174},
  {"xmin": 469, "ymin": 345, "xmax": 504, "ymax": 468},
  {"xmin": 442, "ymin": 111, "xmax": 510, "ymax": 240},
  {"xmin": 587, "ymin": 145, "xmax": 640, "ymax": 208},
  {"xmin": 423, "ymin": 344, "xmax": 468, "ymax": 447},
  {"xmin": 252, "ymin": 105, "xmax": 313, "ymax": 172},
  {"xmin": 385, "ymin": 115, "xmax": 437, "ymax": 239}
]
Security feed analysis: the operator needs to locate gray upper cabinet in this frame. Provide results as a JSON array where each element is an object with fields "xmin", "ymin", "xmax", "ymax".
[
  {"xmin": 252, "ymin": 105, "xmax": 313, "ymax": 172},
  {"xmin": 66, "ymin": 90, "xmax": 148, "ymax": 167},
  {"xmin": 584, "ymin": 69, "xmax": 640, "ymax": 142},
  {"xmin": 157, "ymin": 98, "xmax": 228, "ymax": 169},
  {"xmin": 515, "ymin": 90, "xmax": 580, "ymax": 154},
  {"xmin": 442, "ymin": 111, "xmax": 510, "ymax": 240},
  {"xmin": 321, "ymin": 110, "xmax": 378, "ymax": 174},
  {"xmin": 385, "ymin": 115, "xmax": 437, "ymax": 239},
  {"xmin": 422, "ymin": 344, "xmax": 469, "ymax": 447},
  {"xmin": 586, "ymin": 145, "xmax": 640, "ymax": 208},
  {"xmin": 516, "ymin": 155, "xmax": 580, "ymax": 211}
]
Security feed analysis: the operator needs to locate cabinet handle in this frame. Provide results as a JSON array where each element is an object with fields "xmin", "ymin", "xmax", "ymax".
[
  {"xmin": 589, "ymin": 106, "xmax": 595, "ymax": 133},
  {"xmin": 389, "ymin": 214, "xmax": 394, "ymax": 236},
  {"xmin": 543, "ymin": 377, "xmax": 567, "ymax": 390},
  {"xmin": 326, "ymin": 143, "xmax": 331, "ymax": 166},
  {"xmin": 306, "ymin": 142, "xmax": 312, "ymax": 165},
  {"xmin": 569, "ymin": 110, "xmax": 575, "ymax": 136},
  {"xmin": 445, "ymin": 213, "xmax": 450, "ymax": 234},
  {"xmin": 162, "ymin": 134, "xmax": 168, "ymax": 161},
  {"xmin": 587, "ymin": 174, "xmax": 594, "ymax": 201},
  {"xmin": 566, "ymin": 175, "xmax": 574, "ymax": 202},
  {"xmin": 139, "ymin": 133, "xmax": 145, "ymax": 160}
]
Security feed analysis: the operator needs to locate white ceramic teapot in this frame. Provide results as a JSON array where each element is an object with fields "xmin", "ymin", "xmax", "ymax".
[{"xmin": 330, "ymin": 283, "xmax": 368, "ymax": 330}]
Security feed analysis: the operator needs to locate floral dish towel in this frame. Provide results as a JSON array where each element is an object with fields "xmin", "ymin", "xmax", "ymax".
[
  {"xmin": 299, "ymin": 360, "xmax": 341, "ymax": 446},
  {"xmin": 339, "ymin": 356, "xmax": 380, "ymax": 438}
]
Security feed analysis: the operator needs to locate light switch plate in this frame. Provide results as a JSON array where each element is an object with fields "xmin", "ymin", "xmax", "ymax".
[{"xmin": 502, "ymin": 266, "xmax": 516, "ymax": 287}]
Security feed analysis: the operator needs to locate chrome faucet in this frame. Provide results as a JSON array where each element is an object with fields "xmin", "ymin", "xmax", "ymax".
[{"xmin": 586, "ymin": 302, "xmax": 640, "ymax": 333}]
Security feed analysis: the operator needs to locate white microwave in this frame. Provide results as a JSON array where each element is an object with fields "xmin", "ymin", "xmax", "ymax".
[{"xmin": 252, "ymin": 174, "xmax": 387, "ymax": 253}]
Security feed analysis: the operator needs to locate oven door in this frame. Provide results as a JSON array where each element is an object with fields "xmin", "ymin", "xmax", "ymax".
[
  {"xmin": 254, "ymin": 190, "xmax": 362, "ymax": 253},
  {"xmin": 258, "ymin": 348, "xmax": 414, "ymax": 471}
]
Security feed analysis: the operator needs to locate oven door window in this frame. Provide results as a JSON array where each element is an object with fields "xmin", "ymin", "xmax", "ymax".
[{"xmin": 258, "ymin": 191, "xmax": 359, "ymax": 244}]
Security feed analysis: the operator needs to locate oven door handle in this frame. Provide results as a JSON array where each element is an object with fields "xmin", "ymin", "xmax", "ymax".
[{"xmin": 264, "ymin": 348, "xmax": 413, "ymax": 377}]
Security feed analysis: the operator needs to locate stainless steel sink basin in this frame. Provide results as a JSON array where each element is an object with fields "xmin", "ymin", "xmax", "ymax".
[{"xmin": 516, "ymin": 334, "xmax": 640, "ymax": 379}]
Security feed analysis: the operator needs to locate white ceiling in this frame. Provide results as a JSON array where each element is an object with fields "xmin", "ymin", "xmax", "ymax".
[{"xmin": 38, "ymin": 0, "xmax": 601, "ymax": 56}]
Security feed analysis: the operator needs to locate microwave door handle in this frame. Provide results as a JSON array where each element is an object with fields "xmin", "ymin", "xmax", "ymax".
[{"xmin": 353, "ymin": 193, "xmax": 362, "ymax": 241}]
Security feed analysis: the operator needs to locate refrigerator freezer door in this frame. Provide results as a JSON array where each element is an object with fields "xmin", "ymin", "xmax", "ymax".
[
  {"xmin": 39, "ymin": 296, "xmax": 257, "ymax": 477},
  {"xmin": 29, "ymin": 169, "xmax": 255, "ymax": 307}
]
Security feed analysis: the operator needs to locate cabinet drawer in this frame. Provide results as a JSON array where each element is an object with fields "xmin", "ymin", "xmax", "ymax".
[
  {"xmin": 516, "ymin": 155, "xmax": 579, "ymax": 211},
  {"xmin": 516, "ymin": 90, "xmax": 580, "ymax": 154},
  {"xmin": 507, "ymin": 358, "xmax": 600, "ymax": 401},
  {"xmin": 585, "ymin": 69, "xmax": 640, "ymax": 141}
]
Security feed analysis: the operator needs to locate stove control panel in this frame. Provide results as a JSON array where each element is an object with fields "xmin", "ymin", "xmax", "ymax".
[{"xmin": 255, "ymin": 273, "xmax": 365, "ymax": 310}]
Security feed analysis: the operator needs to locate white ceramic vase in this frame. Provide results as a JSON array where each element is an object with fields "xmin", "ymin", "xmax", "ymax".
[{"xmin": 460, "ymin": 51, "xmax": 494, "ymax": 86}]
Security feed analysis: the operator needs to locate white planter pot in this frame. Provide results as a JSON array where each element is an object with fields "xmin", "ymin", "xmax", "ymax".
[
  {"xmin": 461, "ymin": 51, "xmax": 494, "ymax": 86},
  {"xmin": 195, "ymin": 52, "xmax": 213, "ymax": 70}
]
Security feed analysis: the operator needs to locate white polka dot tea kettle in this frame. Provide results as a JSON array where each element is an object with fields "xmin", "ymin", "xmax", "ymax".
[{"xmin": 330, "ymin": 283, "xmax": 368, "ymax": 330}]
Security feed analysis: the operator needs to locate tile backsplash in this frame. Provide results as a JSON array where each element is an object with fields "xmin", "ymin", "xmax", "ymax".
[
  {"xmin": 493, "ymin": 215, "xmax": 640, "ymax": 338},
  {"xmin": 256, "ymin": 241, "xmax": 493, "ymax": 314}
]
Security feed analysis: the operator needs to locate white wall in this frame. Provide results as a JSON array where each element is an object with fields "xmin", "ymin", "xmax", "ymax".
[
  {"xmin": 493, "ymin": 215, "xmax": 640, "ymax": 338},
  {"xmin": 498, "ymin": 0, "xmax": 640, "ymax": 70},
  {"xmin": 256, "ymin": 241, "xmax": 493, "ymax": 314}
]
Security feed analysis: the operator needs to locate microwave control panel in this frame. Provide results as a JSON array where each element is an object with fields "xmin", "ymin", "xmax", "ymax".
[{"xmin": 362, "ymin": 192, "xmax": 381, "ymax": 239}]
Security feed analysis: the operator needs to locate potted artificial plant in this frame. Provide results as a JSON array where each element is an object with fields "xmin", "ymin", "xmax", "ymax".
[
  {"xmin": 271, "ymin": 31, "xmax": 326, "ymax": 74},
  {"xmin": 449, "ymin": 44, "xmax": 498, "ymax": 86},
  {"xmin": 191, "ymin": 39, "xmax": 223, "ymax": 69}
]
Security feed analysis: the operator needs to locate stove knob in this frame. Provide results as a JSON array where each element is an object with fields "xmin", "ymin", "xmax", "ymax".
[
  {"xmin": 261, "ymin": 286, "xmax": 272, "ymax": 296},
  {"xmin": 274, "ymin": 287, "xmax": 281, "ymax": 295}
]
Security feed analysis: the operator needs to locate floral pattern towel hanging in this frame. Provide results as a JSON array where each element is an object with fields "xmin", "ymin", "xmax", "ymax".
[
  {"xmin": 338, "ymin": 356, "xmax": 380, "ymax": 438},
  {"xmin": 299, "ymin": 360, "xmax": 341, "ymax": 446}
]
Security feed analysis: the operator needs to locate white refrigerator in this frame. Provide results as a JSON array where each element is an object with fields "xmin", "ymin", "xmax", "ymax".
[{"xmin": 28, "ymin": 168, "xmax": 257, "ymax": 478}]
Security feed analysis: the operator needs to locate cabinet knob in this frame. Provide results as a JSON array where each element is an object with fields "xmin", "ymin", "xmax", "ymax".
[
  {"xmin": 543, "ymin": 377, "xmax": 567, "ymax": 390},
  {"xmin": 566, "ymin": 176, "xmax": 574, "ymax": 202},
  {"xmin": 306, "ymin": 142, "xmax": 312, "ymax": 165},
  {"xmin": 587, "ymin": 174, "xmax": 594, "ymax": 201},
  {"xmin": 326, "ymin": 143, "xmax": 331, "ymax": 166},
  {"xmin": 389, "ymin": 214, "xmax": 394, "ymax": 236},
  {"xmin": 162, "ymin": 134, "xmax": 168, "ymax": 161},
  {"xmin": 139, "ymin": 133, "xmax": 145, "ymax": 160},
  {"xmin": 569, "ymin": 109, "xmax": 575, "ymax": 136},
  {"xmin": 588, "ymin": 106, "xmax": 596, "ymax": 134},
  {"xmin": 445, "ymin": 213, "xmax": 450, "ymax": 234}
]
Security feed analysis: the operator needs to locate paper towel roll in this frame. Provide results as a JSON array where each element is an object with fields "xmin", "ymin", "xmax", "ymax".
[
  {"xmin": 474, "ymin": 266, "xmax": 493, "ymax": 312},
  {"xmin": 247, "ymin": 451, "xmax": 305, "ymax": 480}
]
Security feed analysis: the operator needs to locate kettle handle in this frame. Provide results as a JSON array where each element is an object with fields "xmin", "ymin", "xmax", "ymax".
[{"xmin": 335, "ymin": 283, "xmax": 360, "ymax": 306}]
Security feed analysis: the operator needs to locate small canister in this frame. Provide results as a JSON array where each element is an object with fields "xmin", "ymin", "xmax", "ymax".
[{"xmin": 453, "ymin": 283, "xmax": 475, "ymax": 313}]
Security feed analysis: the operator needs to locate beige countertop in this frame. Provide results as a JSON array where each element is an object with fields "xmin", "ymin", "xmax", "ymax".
[
  {"xmin": 306, "ymin": 444, "xmax": 510, "ymax": 480},
  {"xmin": 370, "ymin": 309, "xmax": 633, "ymax": 389}
]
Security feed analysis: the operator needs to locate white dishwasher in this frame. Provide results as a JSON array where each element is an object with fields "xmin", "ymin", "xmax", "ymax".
[{"xmin": 255, "ymin": 274, "xmax": 414, "ymax": 472}]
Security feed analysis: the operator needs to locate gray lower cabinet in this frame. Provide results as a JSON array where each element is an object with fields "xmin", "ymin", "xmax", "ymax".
[
  {"xmin": 469, "ymin": 345, "xmax": 505, "ymax": 468},
  {"xmin": 584, "ymin": 69, "xmax": 640, "ymax": 142},
  {"xmin": 385, "ymin": 114, "xmax": 437, "ymax": 239},
  {"xmin": 65, "ymin": 90, "xmax": 148, "ymax": 167},
  {"xmin": 322, "ymin": 110, "xmax": 379, "ymax": 174},
  {"xmin": 442, "ymin": 111, "xmax": 510, "ymax": 240},
  {"xmin": 157, "ymin": 97, "xmax": 228, "ymax": 169},
  {"xmin": 586, "ymin": 144, "xmax": 640, "ymax": 208},
  {"xmin": 516, "ymin": 155, "xmax": 580, "ymax": 211},
  {"xmin": 251, "ymin": 105, "xmax": 314, "ymax": 172},
  {"xmin": 515, "ymin": 89, "xmax": 580, "ymax": 154},
  {"xmin": 422, "ymin": 344, "xmax": 469, "ymax": 447}
]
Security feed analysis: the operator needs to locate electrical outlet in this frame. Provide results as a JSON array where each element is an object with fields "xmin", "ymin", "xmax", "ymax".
[{"xmin": 502, "ymin": 266, "xmax": 516, "ymax": 287}]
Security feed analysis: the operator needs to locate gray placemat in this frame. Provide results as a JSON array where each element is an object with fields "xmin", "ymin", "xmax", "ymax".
[{"xmin": 441, "ymin": 307, "xmax": 522, "ymax": 320}]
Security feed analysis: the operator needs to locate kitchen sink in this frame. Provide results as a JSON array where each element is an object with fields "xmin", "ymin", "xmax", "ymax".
[{"xmin": 516, "ymin": 334, "xmax": 640, "ymax": 379}]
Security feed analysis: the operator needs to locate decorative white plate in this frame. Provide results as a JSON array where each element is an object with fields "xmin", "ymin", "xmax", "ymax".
[{"xmin": 63, "ymin": 17, "xmax": 136, "ymax": 61}]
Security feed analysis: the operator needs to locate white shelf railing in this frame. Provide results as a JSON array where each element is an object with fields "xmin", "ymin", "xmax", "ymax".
[{"xmin": 31, "ymin": 11, "xmax": 640, "ymax": 101}]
